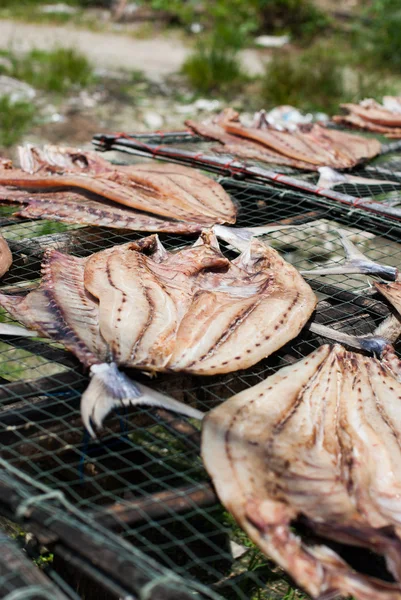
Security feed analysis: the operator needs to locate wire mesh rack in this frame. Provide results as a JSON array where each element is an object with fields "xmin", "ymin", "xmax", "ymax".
[{"xmin": 1, "ymin": 128, "xmax": 401, "ymax": 599}]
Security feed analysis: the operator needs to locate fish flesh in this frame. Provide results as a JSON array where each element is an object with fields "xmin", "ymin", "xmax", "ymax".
[
  {"xmin": 202, "ymin": 343, "xmax": 401, "ymax": 600},
  {"xmin": 0, "ymin": 230, "xmax": 316, "ymax": 433},
  {"xmin": 0, "ymin": 145, "xmax": 236, "ymax": 231},
  {"xmin": 0, "ymin": 230, "xmax": 317, "ymax": 374},
  {"xmin": 0, "ymin": 235, "xmax": 11, "ymax": 278},
  {"xmin": 340, "ymin": 99, "xmax": 401, "ymax": 127},
  {"xmin": 186, "ymin": 108, "xmax": 381, "ymax": 169},
  {"xmin": 0, "ymin": 186, "xmax": 202, "ymax": 234},
  {"xmin": 186, "ymin": 109, "xmax": 316, "ymax": 170},
  {"xmin": 334, "ymin": 98, "xmax": 401, "ymax": 138},
  {"xmin": 333, "ymin": 113, "xmax": 401, "ymax": 138}
]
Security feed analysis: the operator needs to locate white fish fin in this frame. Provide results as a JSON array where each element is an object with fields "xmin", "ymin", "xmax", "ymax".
[
  {"xmin": 317, "ymin": 166, "xmax": 347, "ymax": 189},
  {"xmin": 309, "ymin": 322, "xmax": 394, "ymax": 356},
  {"xmin": 301, "ymin": 232, "xmax": 397, "ymax": 280},
  {"xmin": 81, "ymin": 363, "xmax": 204, "ymax": 437},
  {"xmin": 0, "ymin": 323, "xmax": 37, "ymax": 337}
]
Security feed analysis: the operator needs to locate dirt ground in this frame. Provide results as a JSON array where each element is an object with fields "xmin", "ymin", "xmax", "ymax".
[{"xmin": 0, "ymin": 19, "xmax": 266, "ymax": 79}]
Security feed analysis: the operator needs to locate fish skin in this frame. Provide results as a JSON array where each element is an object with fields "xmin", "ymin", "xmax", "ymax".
[
  {"xmin": 0, "ymin": 230, "xmax": 316, "ymax": 375},
  {"xmin": 202, "ymin": 344, "xmax": 401, "ymax": 600},
  {"xmin": 11, "ymin": 145, "xmax": 236, "ymax": 225},
  {"xmin": 212, "ymin": 144, "xmax": 317, "ymax": 170}
]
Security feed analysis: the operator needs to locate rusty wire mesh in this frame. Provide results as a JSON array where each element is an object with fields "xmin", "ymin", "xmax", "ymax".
[{"xmin": 0, "ymin": 131, "xmax": 401, "ymax": 599}]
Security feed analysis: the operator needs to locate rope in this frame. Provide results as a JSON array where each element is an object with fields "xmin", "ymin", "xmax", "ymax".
[
  {"xmin": 140, "ymin": 574, "xmax": 186, "ymax": 600},
  {"xmin": 2, "ymin": 585, "xmax": 58, "ymax": 600},
  {"xmin": 15, "ymin": 491, "xmax": 66, "ymax": 520}
]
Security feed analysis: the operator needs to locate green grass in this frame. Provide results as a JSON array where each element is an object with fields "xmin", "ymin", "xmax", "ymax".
[
  {"xmin": 182, "ymin": 38, "xmax": 248, "ymax": 96},
  {"xmin": 0, "ymin": 47, "xmax": 95, "ymax": 95},
  {"xmin": 0, "ymin": 95, "xmax": 35, "ymax": 148}
]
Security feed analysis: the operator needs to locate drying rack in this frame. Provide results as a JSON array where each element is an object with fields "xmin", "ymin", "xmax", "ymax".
[{"xmin": 0, "ymin": 128, "xmax": 400, "ymax": 599}]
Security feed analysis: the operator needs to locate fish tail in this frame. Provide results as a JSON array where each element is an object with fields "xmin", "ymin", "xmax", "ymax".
[{"xmin": 81, "ymin": 363, "xmax": 204, "ymax": 437}]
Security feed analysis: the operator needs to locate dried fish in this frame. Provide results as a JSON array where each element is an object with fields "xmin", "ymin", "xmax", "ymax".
[
  {"xmin": 0, "ymin": 145, "xmax": 236, "ymax": 232},
  {"xmin": 186, "ymin": 110, "xmax": 316, "ymax": 170},
  {"xmin": 0, "ymin": 230, "xmax": 316, "ymax": 372},
  {"xmin": 0, "ymin": 186, "xmax": 202, "ymax": 234},
  {"xmin": 186, "ymin": 108, "xmax": 381, "ymax": 169},
  {"xmin": 0, "ymin": 234, "xmax": 11, "ymax": 278},
  {"xmin": 334, "ymin": 98, "xmax": 401, "ymax": 138},
  {"xmin": 202, "ymin": 343, "xmax": 401, "ymax": 600},
  {"xmin": 0, "ymin": 230, "xmax": 316, "ymax": 433}
]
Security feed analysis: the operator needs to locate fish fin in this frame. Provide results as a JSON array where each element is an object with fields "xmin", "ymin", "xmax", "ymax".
[
  {"xmin": 0, "ymin": 323, "xmax": 37, "ymax": 337},
  {"xmin": 301, "ymin": 232, "xmax": 397, "ymax": 280},
  {"xmin": 317, "ymin": 166, "xmax": 347, "ymax": 189},
  {"xmin": 81, "ymin": 363, "xmax": 204, "ymax": 437},
  {"xmin": 309, "ymin": 320, "xmax": 398, "ymax": 357}
]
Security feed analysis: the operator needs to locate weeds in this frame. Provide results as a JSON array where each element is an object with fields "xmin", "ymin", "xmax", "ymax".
[
  {"xmin": 260, "ymin": 41, "xmax": 393, "ymax": 115},
  {"xmin": 0, "ymin": 95, "xmax": 35, "ymax": 148},
  {"xmin": 260, "ymin": 44, "xmax": 345, "ymax": 114},
  {"xmin": 0, "ymin": 47, "xmax": 95, "ymax": 94},
  {"xmin": 182, "ymin": 25, "xmax": 248, "ymax": 96},
  {"xmin": 362, "ymin": 0, "xmax": 401, "ymax": 72},
  {"xmin": 254, "ymin": 0, "xmax": 330, "ymax": 41}
]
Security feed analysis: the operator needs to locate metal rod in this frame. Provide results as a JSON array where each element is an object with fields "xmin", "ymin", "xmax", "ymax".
[
  {"xmin": 93, "ymin": 136, "xmax": 401, "ymax": 222},
  {"xmin": 155, "ymin": 408, "xmax": 202, "ymax": 450},
  {"xmin": 380, "ymin": 139, "xmax": 401, "ymax": 155},
  {"xmin": 0, "ymin": 479, "xmax": 200, "ymax": 600},
  {"xmin": 91, "ymin": 483, "xmax": 217, "ymax": 530},
  {"xmin": 0, "ymin": 370, "xmax": 87, "ymax": 404},
  {"xmin": 0, "ymin": 532, "xmax": 72, "ymax": 600},
  {"xmin": 304, "ymin": 278, "xmax": 390, "ymax": 317}
]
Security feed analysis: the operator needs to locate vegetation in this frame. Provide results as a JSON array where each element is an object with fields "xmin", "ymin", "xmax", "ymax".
[
  {"xmin": 151, "ymin": 0, "xmax": 328, "ymax": 42},
  {"xmin": 0, "ymin": 95, "xmax": 35, "ymax": 148},
  {"xmin": 363, "ymin": 0, "xmax": 401, "ymax": 72},
  {"xmin": 182, "ymin": 26, "xmax": 248, "ymax": 95},
  {"xmin": 0, "ymin": 47, "xmax": 95, "ymax": 94},
  {"xmin": 259, "ymin": 40, "xmax": 395, "ymax": 115}
]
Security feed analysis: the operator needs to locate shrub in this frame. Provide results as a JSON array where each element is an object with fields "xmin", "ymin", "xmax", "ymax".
[
  {"xmin": 364, "ymin": 0, "xmax": 401, "ymax": 72},
  {"xmin": 182, "ymin": 32, "xmax": 247, "ymax": 95},
  {"xmin": 260, "ymin": 44, "xmax": 346, "ymax": 114},
  {"xmin": 260, "ymin": 40, "xmax": 394, "ymax": 115},
  {"xmin": 0, "ymin": 95, "xmax": 35, "ymax": 148},
  {"xmin": 253, "ymin": 0, "xmax": 330, "ymax": 41}
]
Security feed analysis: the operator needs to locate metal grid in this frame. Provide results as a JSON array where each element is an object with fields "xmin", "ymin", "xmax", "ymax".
[{"xmin": 1, "ymin": 134, "xmax": 401, "ymax": 599}]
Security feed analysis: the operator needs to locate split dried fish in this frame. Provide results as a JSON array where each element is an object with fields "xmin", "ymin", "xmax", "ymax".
[
  {"xmin": 186, "ymin": 108, "xmax": 381, "ymax": 169},
  {"xmin": 201, "ymin": 343, "xmax": 401, "ymax": 600},
  {"xmin": 334, "ymin": 98, "xmax": 401, "ymax": 138},
  {"xmin": 0, "ymin": 230, "xmax": 316, "ymax": 372},
  {"xmin": 0, "ymin": 230, "xmax": 316, "ymax": 433},
  {"xmin": 0, "ymin": 145, "xmax": 236, "ymax": 232}
]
